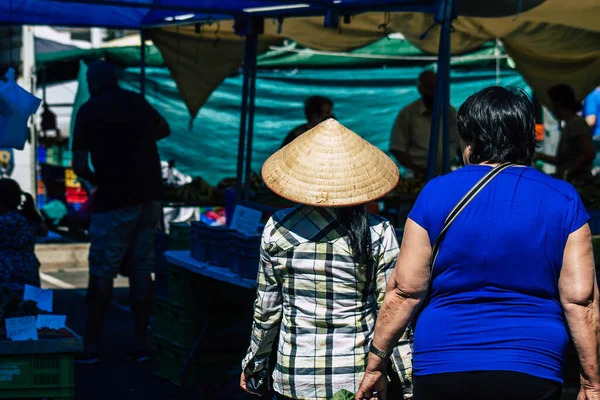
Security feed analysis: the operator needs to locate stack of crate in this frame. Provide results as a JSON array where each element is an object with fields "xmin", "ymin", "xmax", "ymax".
[
  {"xmin": 36, "ymin": 177, "xmax": 46, "ymax": 207},
  {"xmin": 36, "ymin": 148, "xmax": 47, "ymax": 206},
  {"xmin": 152, "ymin": 222, "xmax": 255, "ymax": 388},
  {"xmin": 151, "ymin": 264, "xmax": 208, "ymax": 388},
  {"xmin": 0, "ymin": 353, "xmax": 75, "ymax": 400},
  {"xmin": 64, "ymin": 168, "xmax": 87, "ymax": 211},
  {"xmin": 152, "ymin": 264, "xmax": 255, "ymax": 389},
  {"xmin": 0, "ymin": 328, "xmax": 81, "ymax": 400},
  {"xmin": 152, "ymin": 222, "xmax": 205, "ymax": 388},
  {"xmin": 154, "ymin": 222, "xmax": 191, "ymax": 299}
]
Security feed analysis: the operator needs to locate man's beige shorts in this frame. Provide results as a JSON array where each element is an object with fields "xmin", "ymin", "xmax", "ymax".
[{"xmin": 88, "ymin": 201, "xmax": 161, "ymax": 279}]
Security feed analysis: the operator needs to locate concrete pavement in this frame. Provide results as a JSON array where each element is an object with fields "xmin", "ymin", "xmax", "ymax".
[{"xmin": 42, "ymin": 269, "xmax": 252, "ymax": 400}]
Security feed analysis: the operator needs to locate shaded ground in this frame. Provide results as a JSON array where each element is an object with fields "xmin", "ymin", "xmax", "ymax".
[
  {"xmin": 42, "ymin": 269, "xmax": 581, "ymax": 400},
  {"xmin": 43, "ymin": 270, "xmax": 254, "ymax": 400}
]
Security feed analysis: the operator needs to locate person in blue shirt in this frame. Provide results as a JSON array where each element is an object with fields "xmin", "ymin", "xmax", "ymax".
[
  {"xmin": 584, "ymin": 86, "xmax": 600, "ymax": 138},
  {"xmin": 356, "ymin": 87, "xmax": 600, "ymax": 400}
]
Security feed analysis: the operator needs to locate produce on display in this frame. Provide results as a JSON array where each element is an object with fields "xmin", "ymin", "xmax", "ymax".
[
  {"xmin": 162, "ymin": 172, "xmax": 265, "ymax": 203},
  {"xmin": 0, "ymin": 287, "xmax": 75, "ymax": 340},
  {"xmin": 162, "ymin": 176, "xmax": 212, "ymax": 203},
  {"xmin": 576, "ymin": 184, "xmax": 600, "ymax": 209},
  {"xmin": 0, "ymin": 286, "xmax": 42, "ymax": 324},
  {"xmin": 212, "ymin": 171, "xmax": 264, "ymax": 201},
  {"xmin": 393, "ymin": 178, "xmax": 425, "ymax": 194}
]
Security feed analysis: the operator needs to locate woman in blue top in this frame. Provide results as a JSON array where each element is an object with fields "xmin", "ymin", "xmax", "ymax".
[{"xmin": 356, "ymin": 87, "xmax": 600, "ymax": 400}]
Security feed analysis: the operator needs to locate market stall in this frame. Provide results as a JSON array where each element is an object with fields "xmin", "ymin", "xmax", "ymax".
[
  {"xmin": 1, "ymin": 0, "xmax": 579, "ymax": 395},
  {"xmin": 0, "ymin": 285, "xmax": 82, "ymax": 399}
]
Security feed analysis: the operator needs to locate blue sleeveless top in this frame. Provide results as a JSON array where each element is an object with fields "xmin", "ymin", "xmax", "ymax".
[{"xmin": 408, "ymin": 165, "xmax": 589, "ymax": 383}]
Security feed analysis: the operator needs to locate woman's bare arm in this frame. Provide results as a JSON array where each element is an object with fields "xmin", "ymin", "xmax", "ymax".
[
  {"xmin": 371, "ymin": 219, "xmax": 432, "ymax": 356},
  {"xmin": 559, "ymin": 224, "xmax": 600, "ymax": 393},
  {"xmin": 356, "ymin": 219, "xmax": 432, "ymax": 399}
]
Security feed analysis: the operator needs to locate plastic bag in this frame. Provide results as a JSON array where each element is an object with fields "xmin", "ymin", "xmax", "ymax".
[
  {"xmin": 0, "ymin": 68, "xmax": 42, "ymax": 150},
  {"xmin": 331, "ymin": 389, "xmax": 355, "ymax": 400}
]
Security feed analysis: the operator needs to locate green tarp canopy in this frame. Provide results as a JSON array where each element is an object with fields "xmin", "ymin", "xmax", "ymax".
[
  {"xmin": 38, "ymin": 38, "xmax": 511, "ymax": 84},
  {"xmin": 63, "ymin": 39, "xmax": 526, "ymax": 185},
  {"xmin": 258, "ymin": 40, "xmax": 510, "ymax": 69},
  {"xmin": 37, "ymin": 46, "xmax": 164, "ymax": 85}
]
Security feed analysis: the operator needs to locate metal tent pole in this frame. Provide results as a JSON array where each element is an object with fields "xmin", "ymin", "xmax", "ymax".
[
  {"xmin": 440, "ymin": 10, "xmax": 452, "ymax": 174},
  {"xmin": 234, "ymin": 36, "xmax": 252, "ymax": 201},
  {"xmin": 42, "ymin": 68, "xmax": 47, "ymax": 105},
  {"xmin": 426, "ymin": 0, "xmax": 454, "ymax": 181},
  {"xmin": 140, "ymin": 29, "xmax": 146, "ymax": 97},
  {"xmin": 243, "ymin": 32, "xmax": 258, "ymax": 203},
  {"xmin": 441, "ymin": 61, "xmax": 451, "ymax": 174}
]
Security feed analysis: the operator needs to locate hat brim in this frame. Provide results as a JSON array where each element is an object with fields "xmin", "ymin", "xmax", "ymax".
[
  {"xmin": 262, "ymin": 167, "xmax": 399, "ymax": 207},
  {"xmin": 261, "ymin": 119, "xmax": 400, "ymax": 207}
]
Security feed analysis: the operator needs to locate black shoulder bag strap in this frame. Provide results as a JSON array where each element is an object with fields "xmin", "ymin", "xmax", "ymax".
[{"xmin": 415, "ymin": 162, "xmax": 513, "ymax": 318}]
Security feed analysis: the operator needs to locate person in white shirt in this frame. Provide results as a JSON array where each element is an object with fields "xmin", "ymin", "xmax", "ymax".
[{"xmin": 389, "ymin": 70, "xmax": 459, "ymax": 177}]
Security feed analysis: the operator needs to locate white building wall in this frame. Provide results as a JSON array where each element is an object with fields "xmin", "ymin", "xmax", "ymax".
[{"xmin": 13, "ymin": 26, "xmax": 36, "ymax": 196}]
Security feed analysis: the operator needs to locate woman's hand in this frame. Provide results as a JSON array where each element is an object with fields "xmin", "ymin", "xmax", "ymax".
[
  {"xmin": 239, "ymin": 372, "xmax": 261, "ymax": 397},
  {"xmin": 578, "ymin": 377, "xmax": 600, "ymax": 400},
  {"xmin": 355, "ymin": 366, "xmax": 387, "ymax": 400},
  {"xmin": 578, "ymin": 386, "xmax": 600, "ymax": 399}
]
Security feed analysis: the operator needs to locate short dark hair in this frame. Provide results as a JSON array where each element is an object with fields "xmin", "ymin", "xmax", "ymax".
[
  {"xmin": 457, "ymin": 86, "xmax": 535, "ymax": 165},
  {"xmin": 304, "ymin": 96, "xmax": 333, "ymax": 120},
  {"xmin": 548, "ymin": 84, "xmax": 582, "ymax": 113},
  {"xmin": 86, "ymin": 60, "xmax": 118, "ymax": 87},
  {"xmin": 0, "ymin": 178, "xmax": 22, "ymax": 210}
]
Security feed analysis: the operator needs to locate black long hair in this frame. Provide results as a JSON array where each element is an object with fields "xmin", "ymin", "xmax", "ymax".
[{"xmin": 335, "ymin": 205, "xmax": 371, "ymax": 267}]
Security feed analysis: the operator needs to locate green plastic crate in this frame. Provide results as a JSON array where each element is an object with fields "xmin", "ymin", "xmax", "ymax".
[
  {"xmin": 167, "ymin": 263, "xmax": 204, "ymax": 308},
  {"xmin": 167, "ymin": 301, "xmax": 205, "ymax": 349},
  {"xmin": 151, "ymin": 336, "xmax": 205, "ymax": 388},
  {"xmin": 152, "ymin": 297, "xmax": 171, "ymax": 340},
  {"xmin": 152, "ymin": 296, "xmax": 204, "ymax": 349},
  {"xmin": 0, "ymin": 353, "xmax": 74, "ymax": 399},
  {"xmin": 169, "ymin": 222, "xmax": 191, "ymax": 250}
]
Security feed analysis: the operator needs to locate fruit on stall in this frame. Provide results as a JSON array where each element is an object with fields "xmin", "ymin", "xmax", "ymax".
[
  {"xmin": 162, "ymin": 172, "xmax": 266, "ymax": 203},
  {"xmin": 0, "ymin": 286, "xmax": 44, "ymax": 325},
  {"xmin": 162, "ymin": 177, "xmax": 212, "ymax": 203},
  {"xmin": 393, "ymin": 178, "xmax": 426, "ymax": 194},
  {"xmin": 575, "ymin": 184, "xmax": 600, "ymax": 209}
]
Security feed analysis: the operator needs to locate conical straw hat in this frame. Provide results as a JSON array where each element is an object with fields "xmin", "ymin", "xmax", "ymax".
[{"xmin": 262, "ymin": 119, "xmax": 399, "ymax": 207}]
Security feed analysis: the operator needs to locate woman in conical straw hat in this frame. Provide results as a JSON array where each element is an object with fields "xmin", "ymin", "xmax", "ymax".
[{"xmin": 240, "ymin": 119, "xmax": 412, "ymax": 400}]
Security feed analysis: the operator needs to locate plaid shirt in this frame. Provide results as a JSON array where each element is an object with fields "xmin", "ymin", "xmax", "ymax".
[{"xmin": 242, "ymin": 206, "xmax": 413, "ymax": 400}]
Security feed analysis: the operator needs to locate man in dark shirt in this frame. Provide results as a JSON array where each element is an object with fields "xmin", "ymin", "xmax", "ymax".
[
  {"xmin": 280, "ymin": 96, "xmax": 334, "ymax": 148},
  {"xmin": 72, "ymin": 60, "xmax": 170, "ymax": 363}
]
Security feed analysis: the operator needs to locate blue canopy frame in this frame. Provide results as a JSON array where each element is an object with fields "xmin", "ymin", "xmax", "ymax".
[
  {"xmin": 0, "ymin": 1, "xmax": 441, "ymax": 29},
  {"xmin": 1, "ymin": 0, "xmax": 458, "ymax": 201},
  {"xmin": 231, "ymin": 3, "xmax": 455, "ymax": 207}
]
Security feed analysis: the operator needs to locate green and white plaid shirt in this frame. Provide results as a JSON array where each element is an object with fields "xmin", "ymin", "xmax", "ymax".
[{"xmin": 242, "ymin": 205, "xmax": 413, "ymax": 400}]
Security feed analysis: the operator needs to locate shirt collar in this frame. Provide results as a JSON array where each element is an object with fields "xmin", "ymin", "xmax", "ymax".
[
  {"xmin": 276, "ymin": 205, "xmax": 347, "ymax": 243},
  {"xmin": 417, "ymin": 99, "xmax": 431, "ymax": 116}
]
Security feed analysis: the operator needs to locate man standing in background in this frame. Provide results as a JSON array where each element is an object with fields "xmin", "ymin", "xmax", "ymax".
[
  {"xmin": 280, "ymin": 96, "xmax": 334, "ymax": 148},
  {"xmin": 72, "ymin": 60, "xmax": 170, "ymax": 364},
  {"xmin": 389, "ymin": 70, "xmax": 459, "ymax": 178}
]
